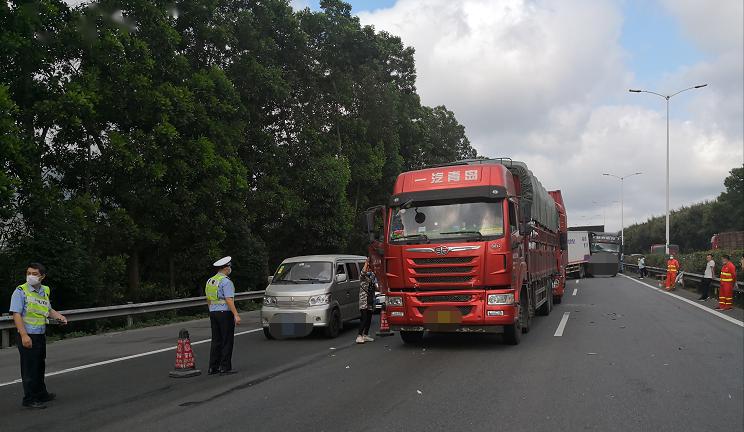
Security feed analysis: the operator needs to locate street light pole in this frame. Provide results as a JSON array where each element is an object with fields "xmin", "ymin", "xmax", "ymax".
[
  {"xmin": 602, "ymin": 172, "xmax": 643, "ymax": 253},
  {"xmin": 629, "ymin": 84, "xmax": 707, "ymax": 254}
]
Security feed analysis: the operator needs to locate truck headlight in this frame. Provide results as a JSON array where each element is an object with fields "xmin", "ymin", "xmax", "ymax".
[
  {"xmin": 308, "ymin": 294, "xmax": 330, "ymax": 306},
  {"xmin": 387, "ymin": 296, "xmax": 403, "ymax": 306},
  {"xmin": 487, "ymin": 294, "xmax": 514, "ymax": 305},
  {"xmin": 263, "ymin": 296, "xmax": 277, "ymax": 306}
]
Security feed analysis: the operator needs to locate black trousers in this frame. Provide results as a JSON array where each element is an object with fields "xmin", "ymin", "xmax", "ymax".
[
  {"xmin": 700, "ymin": 278, "xmax": 712, "ymax": 299},
  {"xmin": 209, "ymin": 312, "xmax": 235, "ymax": 372},
  {"xmin": 358, "ymin": 309, "xmax": 372, "ymax": 336},
  {"xmin": 17, "ymin": 333, "xmax": 49, "ymax": 404}
]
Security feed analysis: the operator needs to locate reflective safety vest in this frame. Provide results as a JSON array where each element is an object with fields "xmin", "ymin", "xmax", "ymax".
[
  {"xmin": 667, "ymin": 260, "xmax": 679, "ymax": 272},
  {"xmin": 205, "ymin": 273, "xmax": 227, "ymax": 306},
  {"xmin": 720, "ymin": 263, "xmax": 735, "ymax": 283},
  {"xmin": 18, "ymin": 283, "xmax": 50, "ymax": 327}
]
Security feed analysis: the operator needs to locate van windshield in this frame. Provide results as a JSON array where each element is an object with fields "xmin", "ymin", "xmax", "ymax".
[{"xmin": 273, "ymin": 262, "xmax": 333, "ymax": 284}]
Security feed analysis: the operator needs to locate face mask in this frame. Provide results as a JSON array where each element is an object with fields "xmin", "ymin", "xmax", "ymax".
[{"xmin": 26, "ymin": 275, "xmax": 41, "ymax": 286}]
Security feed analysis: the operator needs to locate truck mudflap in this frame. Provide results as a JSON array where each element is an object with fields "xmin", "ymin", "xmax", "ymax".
[{"xmin": 391, "ymin": 325, "xmax": 504, "ymax": 334}]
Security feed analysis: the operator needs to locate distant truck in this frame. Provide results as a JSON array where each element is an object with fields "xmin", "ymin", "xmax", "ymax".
[
  {"xmin": 365, "ymin": 158, "xmax": 568, "ymax": 345},
  {"xmin": 566, "ymin": 231, "xmax": 590, "ymax": 278},
  {"xmin": 711, "ymin": 231, "xmax": 744, "ymax": 250},
  {"xmin": 587, "ymin": 232, "xmax": 621, "ymax": 276}
]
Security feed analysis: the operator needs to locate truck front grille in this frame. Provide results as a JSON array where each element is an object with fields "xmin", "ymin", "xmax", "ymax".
[
  {"xmin": 415, "ymin": 276, "xmax": 473, "ymax": 283},
  {"xmin": 414, "ymin": 266, "xmax": 473, "ymax": 274},
  {"xmin": 418, "ymin": 295, "xmax": 472, "ymax": 302},
  {"xmin": 413, "ymin": 257, "xmax": 474, "ymax": 265}
]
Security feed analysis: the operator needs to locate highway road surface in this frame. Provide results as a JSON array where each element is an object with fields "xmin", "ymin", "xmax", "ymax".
[{"xmin": 1, "ymin": 275, "xmax": 742, "ymax": 432}]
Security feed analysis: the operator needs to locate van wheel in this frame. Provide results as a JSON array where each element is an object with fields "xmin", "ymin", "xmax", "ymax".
[
  {"xmin": 324, "ymin": 308, "xmax": 341, "ymax": 338},
  {"xmin": 400, "ymin": 331, "xmax": 424, "ymax": 344},
  {"xmin": 263, "ymin": 327, "xmax": 275, "ymax": 340}
]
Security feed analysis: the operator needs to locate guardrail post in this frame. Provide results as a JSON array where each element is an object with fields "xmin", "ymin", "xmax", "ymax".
[
  {"xmin": 126, "ymin": 302, "xmax": 134, "ymax": 328},
  {"xmin": 1, "ymin": 313, "xmax": 10, "ymax": 349}
]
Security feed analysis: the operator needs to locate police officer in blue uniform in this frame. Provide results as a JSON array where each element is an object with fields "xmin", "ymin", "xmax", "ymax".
[
  {"xmin": 9, "ymin": 263, "xmax": 67, "ymax": 409},
  {"xmin": 206, "ymin": 257, "xmax": 241, "ymax": 375}
]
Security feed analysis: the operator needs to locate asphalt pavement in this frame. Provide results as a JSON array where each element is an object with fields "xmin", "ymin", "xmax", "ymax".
[{"xmin": 0, "ymin": 275, "xmax": 741, "ymax": 432}]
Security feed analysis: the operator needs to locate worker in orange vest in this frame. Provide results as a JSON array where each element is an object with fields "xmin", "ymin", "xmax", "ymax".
[
  {"xmin": 716, "ymin": 254, "xmax": 736, "ymax": 311},
  {"xmin": 665, "ymin": 255, "xmax": 680, "ymax": 291}
]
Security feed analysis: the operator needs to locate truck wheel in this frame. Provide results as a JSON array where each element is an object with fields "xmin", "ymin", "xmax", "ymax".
[
  {"xmin": 323, "ymin": 308, "xmax": 341, "ymax": 338},
  {"xmin": 553, "ymin": 295, "xmax": 562, "ymax": 305},
  {"xmin": 579, "ymin": 266, "xmax": 585, "ymax": 279},
  {"xmin": 503, "ymin": 317, "xmax": 521, "ymax": 345},
  {"xmin": 400, "ymin": 330, "xmax": 424, "ymax": 344},
  {"xmin": 263, "ymin": 327, "xmax": 275, "ymax": 340}
]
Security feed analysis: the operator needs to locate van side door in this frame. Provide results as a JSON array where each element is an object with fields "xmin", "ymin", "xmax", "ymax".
[
  {"xmin": 335, "ymin": 263, "xmax": 351, "ymax": 319},
  {"xmin": 345, "ymin": 262, "xmax": 361, "ymax": 320}
]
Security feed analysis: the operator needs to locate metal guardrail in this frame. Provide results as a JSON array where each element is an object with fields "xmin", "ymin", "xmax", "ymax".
[
  {"xmin": 624, "ymin": 263, "xmax": 743, "ymax": 293},
  {"xmin": 0, "ymin": 291, "xmax": 265, "ymax": 347}
]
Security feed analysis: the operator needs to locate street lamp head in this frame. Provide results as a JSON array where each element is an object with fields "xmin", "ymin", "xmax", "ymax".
[
  {"xmin": 634, "ymin": 172, "xmax": 643, "ymax": 175},
  {"xmin": 628, "ymin": 89, "xmax": 642, "ymax": 93},
  {"xmin": 602, "ymin": 173, "xmax": 610, "ymax": 176},
  {"xmin": 694, "ymin": 84, "xmax": 708, "ymax": 89}
]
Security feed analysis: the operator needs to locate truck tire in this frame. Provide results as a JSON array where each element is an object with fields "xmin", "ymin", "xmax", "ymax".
[
  {"xmin": 323, "ymin": 308, "xmax": 341, "ymax": 338},
  {"xmin": 553, "ymin": 294, "xmax": 562, "ymax": 305},
  {"xmin": 263, "ymin": 327, "xmax": 275, "ymax": 340},
  {"xmin": 579, "ymin": 266, "xmax": 585, "ymax": 279},
  {"xmin": 400, "ymin": 330, "xmax": 424, "ymax": 344}
]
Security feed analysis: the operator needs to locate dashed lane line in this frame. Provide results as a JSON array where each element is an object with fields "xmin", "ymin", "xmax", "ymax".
[
  {"xmin": 554, "ymin": 312, "xmax": 570, "ymax": 337},
  {"xmin": 620, "ymin": 274, "xmax": 743, "ymax": 328},
  {"xmin": 572, "ymin": 288, "xmax": 578, "ymax": 296},
  {"xmin": 0, "ymin": 328, "xmax": 264, "ymax": 388}
]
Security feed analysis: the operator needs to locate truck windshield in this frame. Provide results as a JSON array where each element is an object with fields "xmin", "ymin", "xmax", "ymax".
[
  {"xmin": 273, "ymin": 262, "xmax": 333, "ymax": 284},
  {"xmin": 389, "ymin": 201, "xmax": 503, "ymax": 242},
  {"xmin": 591, "ymin": 242, "xmax": 620, "ymax": 253}
]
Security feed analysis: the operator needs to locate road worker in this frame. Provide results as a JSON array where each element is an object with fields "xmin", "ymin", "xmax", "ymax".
[
  {"xmin": 665, "ymin": 255, "xmax": 680, "ymax": 291},
  {"xmin": 9, "ymin": 263, "xmax": 67, "ymax": 409},
  {"xmin": 206, "ymin": 256, "xmax": 241, "ymax": 375},
  {"xmin": 715, "ymin": 254, "xmax": 736, "ymax": 311}
]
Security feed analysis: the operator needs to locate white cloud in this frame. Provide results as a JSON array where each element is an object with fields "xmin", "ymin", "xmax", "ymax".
[{"xmin": 359, "ymin": 0, "xmax": 743, "ymax": 233}]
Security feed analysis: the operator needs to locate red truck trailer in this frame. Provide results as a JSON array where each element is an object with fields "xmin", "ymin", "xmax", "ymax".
[{"xmin": 365, "ymin": 158, "xmax": 567, "ymax": 345}]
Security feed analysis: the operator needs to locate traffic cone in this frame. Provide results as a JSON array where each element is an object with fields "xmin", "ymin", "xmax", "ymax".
[
  {"xmin": 169, "ymin": 328, "xmax": 201, "ymax": 378},
  {"xmin": 376, "ymin": 307, "xmax": 394, "ymax": 337}
]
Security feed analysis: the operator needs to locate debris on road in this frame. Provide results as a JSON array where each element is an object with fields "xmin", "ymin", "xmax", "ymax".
[
  {"xmin": 345, "ymin": 365, "xmax": 350, "ymax": 369},
  {"xmin": 416, "ymin": 390, "xmax": 422, "ymax": 395},
  {"xmin": 587, "ymin": 352, "xmax": 598, "ymax": 355}
]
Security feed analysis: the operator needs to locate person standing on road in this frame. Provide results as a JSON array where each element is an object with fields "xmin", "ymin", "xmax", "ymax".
[
  {"xmin": 356, "ymin": 259, "xmax": 376, "ymax": 344},
  {"xmin": 206, "ymin": 256, "xmax": 241, "ymax": 375},
  {"xmin": 698, "ymin": 254, "xmax": 715, "ymax": 301},
  {"xmin": 638, "ymin": 256, "xmax": 646, "ymax": 279},
  {"xmin": 665, "ymin": 255, "xmax": 680, "ymax": 291},
  {"xmin": 9, "ymin": 263, "xmax": 68, "ymax": 409},
  {"xmin": 716, "ymin": 254, "xmax": 736, "ymax": 311}
]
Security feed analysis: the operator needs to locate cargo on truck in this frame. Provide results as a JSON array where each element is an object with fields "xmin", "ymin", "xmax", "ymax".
[{"xmin": 364, "ymin": 158, "xmax": 568, "ymax": 345}]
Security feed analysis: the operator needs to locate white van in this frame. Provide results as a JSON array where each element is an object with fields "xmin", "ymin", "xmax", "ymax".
[{"xmin": 261, "ymin": 255, "xmax": 367, "ymax": 339}]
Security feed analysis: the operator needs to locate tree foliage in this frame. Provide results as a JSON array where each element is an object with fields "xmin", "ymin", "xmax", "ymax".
[
  {"xmin": 0, "ymin": 0, "xmax": 476, "ymax": 310},
  {"xmin": 624, "ymin": 166, "xmax": 744, "ymax": 254}
]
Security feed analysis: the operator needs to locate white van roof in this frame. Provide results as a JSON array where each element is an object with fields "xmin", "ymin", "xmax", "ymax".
[{"xmin": 281, "ymin": 254, "xmax": 367, "ymax": 263}]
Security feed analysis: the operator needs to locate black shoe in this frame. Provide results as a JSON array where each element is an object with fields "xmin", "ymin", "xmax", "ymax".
[
  {"xmin": 208, "ymin": 368, "xmax": 219, "ymax": 375},
  {"xmin": 22, "ymin": 401, "xmax": 47, "ymax": 409},
  {"xmin": 39, "ymin": 393, "xmax": 56, "ymax": 402},
  {"xmin": 219, "ymin": 369, "xmax": 237, "ymax": 376}
]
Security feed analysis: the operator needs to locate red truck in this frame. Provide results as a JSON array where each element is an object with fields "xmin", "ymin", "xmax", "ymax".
[{"xmin": 365, "ymin": 158, "xmax": 567, "ymax": 345}]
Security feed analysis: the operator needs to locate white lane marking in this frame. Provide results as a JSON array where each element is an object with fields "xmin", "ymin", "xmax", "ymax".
[
  {"xmin": 0, "ymin": 328, "xmax": 263, "ymax": 388},
  {"xmin": 572, "ymin": 288, "xmax": 578, "ymax": 296},
  {"xmin": 620, "ymin": 274, "xmax": 744, "ymax": 328},
  {"xmin": 554, "ymin": 312, "xmax": 570, "ymax": 337}
]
